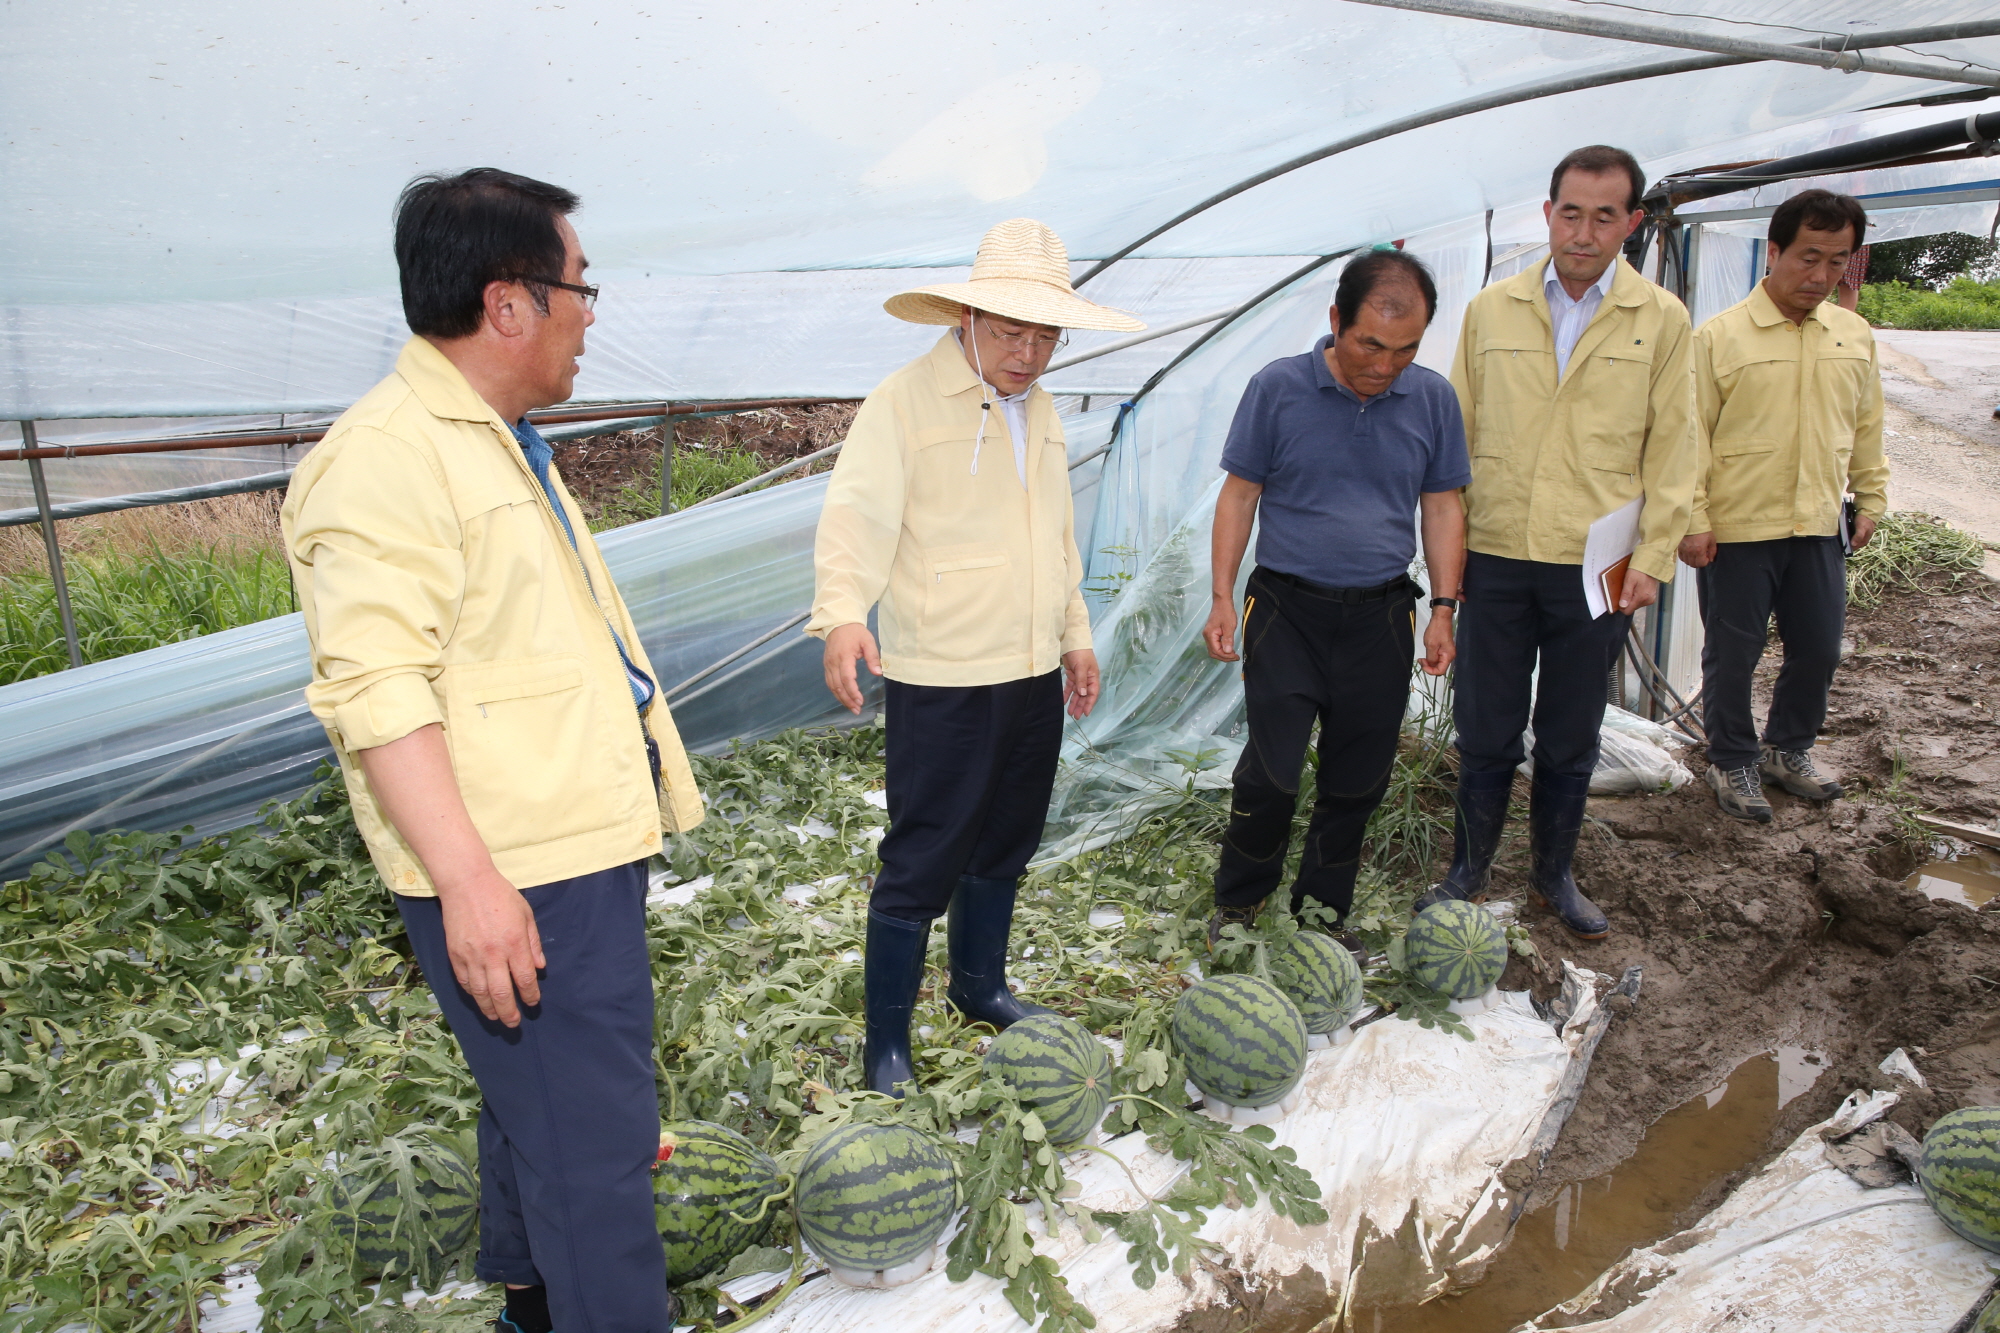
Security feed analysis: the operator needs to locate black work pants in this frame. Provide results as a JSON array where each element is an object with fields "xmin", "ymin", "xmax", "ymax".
[
  {"xmin": 872, "ymin": 671, "xmax": 1064, "ymax": 921},
  {"xmin": 397, "ymin": 861, "xmax": 671, "ymax": 1332},
  {"xmin": 1454, "ymin": 552, "xmax": 1630, "ymax": 779},
  {"xmin": 1214, "ymin": 567, "xmax": 1417, "ymax": 914},
  {"xmin": 1697, "ymin": 536, "xmax": 1845, "ymax": 771}
]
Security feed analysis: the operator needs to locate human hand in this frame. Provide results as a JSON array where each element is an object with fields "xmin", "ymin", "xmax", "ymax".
[
  {"xmin": 1678, "ymin": 533, "xmax": 1717, "ymax": 568},
  {"xmin": 1062, "ymin": 649, "xmax": 1101, "ymax": 719},
  {"xmin": 1421, "ymin": 608, "xmax": 1456, "ymax": 675},
  {"xmin": 823, "ymin": 622, "xmax": 881, "ymax": 714},
  {"xmin": 437, "ymin": 868, "xmax": 544, "ymax": 1027},
  {"xmin": 1203, "ymin": 597, "xmax": 1239, "ymax": 661},
  {"xmin": 1852, "ymin": 514, "xmax": 1877, "ymax": 551},
  {"xmin": 1618, "ymin": 569, "xmax": 1660, "ymax": 614}
]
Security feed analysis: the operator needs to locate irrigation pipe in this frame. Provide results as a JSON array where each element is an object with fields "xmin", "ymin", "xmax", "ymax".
[
  {"xmin": 1070, "ymin": 19, "xmax": 2000, "ymax": 289},
  {"xmin": 0, "ymin": 468, "xmax": 296, "ymax": 529}
]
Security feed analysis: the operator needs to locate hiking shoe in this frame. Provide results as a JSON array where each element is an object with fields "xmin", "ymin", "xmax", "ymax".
[
  {"xmin": 1759, "ymin": 745, "xmax": 1843, "ymax": 800},
  {"xmin": 1206, "ymin": 903, "xmax": 1261, "ymax": 951},
  {"xmin": 1707, "ymin": 763, "xmax": 1773, "ymax": 824}
]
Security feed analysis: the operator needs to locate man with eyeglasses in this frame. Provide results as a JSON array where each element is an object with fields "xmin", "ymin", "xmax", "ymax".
[
  {"xmin": 283, "ymin": 168, "xmax": 702, "ymax": 1333},
  {"xmin": 809, "ymin": 218, "xmax": 1142, "ymax": 1097}
]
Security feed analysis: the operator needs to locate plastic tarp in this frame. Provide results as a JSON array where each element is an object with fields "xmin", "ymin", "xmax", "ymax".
[{"xmin": 1523, "ymin": 1091, "xmax": 1996, "ymax": 1330}]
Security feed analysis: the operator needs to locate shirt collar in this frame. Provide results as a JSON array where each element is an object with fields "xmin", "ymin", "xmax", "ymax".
[
  {"xmin": 1312, "ymin": 333, "xmax": 1412, "ymax": 401},
  {"xmin": 1544, "ymin": 259, "xmax": 1617, "ymax": 308}
]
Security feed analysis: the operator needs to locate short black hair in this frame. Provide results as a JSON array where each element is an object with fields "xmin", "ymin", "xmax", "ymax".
[
  {"xmin": 1769, "ymin": 188, "xmax": 1867, "ymax": 253},
  {"xmin": 394, "ymin": 168, "xmax": 581, "ymax": 339},
  {"xmin": 1334, "ymin": 249, "xmax": 1439, "ymax": 329},
  {"xmin": 1550, "ymin": 145, "xmax": 1646, "ymax": 214}
]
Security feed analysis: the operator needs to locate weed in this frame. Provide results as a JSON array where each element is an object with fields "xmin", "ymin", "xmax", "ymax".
[{"xmin": 1858, "ymin": 277, "xmax": 2000, "ymax": 331}]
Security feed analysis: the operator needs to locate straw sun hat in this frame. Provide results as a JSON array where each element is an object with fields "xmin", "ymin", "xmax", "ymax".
[{"xmin": 884, "ymin": 218, "xmax": 1145, "ymax": 333}]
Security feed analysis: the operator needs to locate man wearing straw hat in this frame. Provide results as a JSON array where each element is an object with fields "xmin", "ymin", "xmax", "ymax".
[{"xmin": 809, "ymin": 218, "xmax": 1143, "ymax": 1096}]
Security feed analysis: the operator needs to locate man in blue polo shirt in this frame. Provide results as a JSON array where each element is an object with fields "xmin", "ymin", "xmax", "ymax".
[{"xmin": 1202, "ymin": 250, "xmax": 1470, "ymax": 949}]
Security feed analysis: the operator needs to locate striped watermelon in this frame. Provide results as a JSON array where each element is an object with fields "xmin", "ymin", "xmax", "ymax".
[
  {"xmin": 653, "ymin": 1120, "xmax": 789, "ymax": 1285},
  {"xmin": 795, "ymin": 1123, "xmax": 958, "ymax": 1272},
  {"xmin": 333, "ymin": 1141, "xmax": 477, "ymax": 1278},
  {"xmin": 1173, "ymin": 974, "xmax": 1307, "ymax": 1110},
  {"xmin": 1920, "ymin": 1106, "xmax": 2000, "ymax": 1252},
  {"xmin": 1270, "ymin": 931, "xmax": 1365, "ymax": 1036},
  {"xmin": 984, "ymin": 1014, "xmax": 1113, "ymax": 1146},
  {"xmin": 1406, "ymin": 900, "xmax": 1508, "ymax": 1001}
]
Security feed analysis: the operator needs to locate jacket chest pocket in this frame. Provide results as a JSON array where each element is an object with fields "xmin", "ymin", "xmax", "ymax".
[
  {"xmin": 1575, "ymin": 345, "xmax": 1654, "ymax": 448},
  {"xmin": 1812, "ymin": 346, "xmax": 1873, "ymax": 415}
]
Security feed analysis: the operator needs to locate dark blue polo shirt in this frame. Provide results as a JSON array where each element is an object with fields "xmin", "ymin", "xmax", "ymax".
[{"xmin": 1219, "ymin": 336, "xmax": 1471, "ymax": 588}]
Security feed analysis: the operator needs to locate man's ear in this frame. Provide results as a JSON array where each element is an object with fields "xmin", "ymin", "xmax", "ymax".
[
  {"xmin": 1328, "ymin": 307, "xmax": 1343, "ymax": 340},
  {"xmin": 482, "ymin": 280, "xmax": 524, "ymax": 339}
]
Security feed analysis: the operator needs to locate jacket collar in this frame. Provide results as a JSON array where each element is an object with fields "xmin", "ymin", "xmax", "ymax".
[
  {"xmin": 1746, "ymin": 281, "xmax": 1817, "ymax": 329},
  {"xmin": 395, "ymin": 336, "xmax": 513, "ymax": 428},
  {"xmin": 1509, "ymin": 254, "xmax": 1648, "ymax": 321}
]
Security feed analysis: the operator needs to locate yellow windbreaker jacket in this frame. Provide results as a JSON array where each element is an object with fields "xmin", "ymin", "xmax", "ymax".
[
  {"xmin": 1689, "ymin": 285, "xmax": 1889, "ymax": 543},
  {"xmin": 1450, "ymin": 257, "xmax": 1698, "ymax": 583},
  {"xmin": 807, "ymin": 333, "xmax": 1092, "ymax": 687},
  {"xmin": 282, "ymin": 337, "xmax": 704, "ymax": 898}
]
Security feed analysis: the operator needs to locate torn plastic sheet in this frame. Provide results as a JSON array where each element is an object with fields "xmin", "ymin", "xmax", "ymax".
[{"xmin": 1522, "ymin": 1092, "xmax": 1995, "ymax": 1331}]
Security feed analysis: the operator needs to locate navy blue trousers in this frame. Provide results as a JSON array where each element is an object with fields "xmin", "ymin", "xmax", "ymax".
[
  {"xmin": 396, "ymin": 860, "xmax": 669, "ymax": 1332},
  {"xmin": 872, "ymin": 671, "xmax": 1064, "ymax": 921},
  {"xmin": 1454, "ymin": 551, "xmax": 1631, "ymax": 779},
  {"xmin": 1697, "ymin": 536, "xmax": 1846, "ymax": 771}
]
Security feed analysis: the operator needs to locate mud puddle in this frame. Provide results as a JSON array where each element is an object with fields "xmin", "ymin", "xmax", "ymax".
[
  {"xmin": 1908, "ymin": 848, "xmax": 2000, "ymax": 909},
  {"xmin": 1367, "ymin": 1047, "xmax": 1820, "ymax": 1332}
]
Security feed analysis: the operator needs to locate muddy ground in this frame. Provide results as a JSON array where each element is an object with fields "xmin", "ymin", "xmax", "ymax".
[{"xmin": 1483, "ymin": 560, "xmax": 2000, "ymax": 1257}]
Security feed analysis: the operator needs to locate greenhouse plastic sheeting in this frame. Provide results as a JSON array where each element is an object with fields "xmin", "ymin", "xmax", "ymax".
[
  {"xmin": 6, "ymin": 3, "xmax": 2000, "ymax": 417},
  {"xmin": 1523, "ymin": 1092, "xmax": 1994, "ymax": 1330}
]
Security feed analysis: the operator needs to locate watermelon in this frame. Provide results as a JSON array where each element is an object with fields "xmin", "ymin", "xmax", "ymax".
[
  {"xmin": 985, "ymin": 1014, "xmax": 1113, "ymax": 1146},
  {"xmin": 1920, "ymin": 1106, "xmax": 2000, "ymax": 1253},
  {"xmin": 1405, "ymin": 900, "xmax": 1508, "ymax": 1001},
  {"xmin": 1173, "ymin": 974, "xmax": 1307, "ymax": 1110},
  {"xmin": 1270, "ymin": 931, "xmax": 1365, "ymax": 1036},
  {"xmin": 795, "ymin": 1122, "xmax": 958, "ymax": 1273},
  {"xmin": 332, "ymin": 1140, "xmax": 477, "ymax": 1278},
  {"xmin": 653, "ymin": 1120, "xmax": 790, "ymax": 1285}
]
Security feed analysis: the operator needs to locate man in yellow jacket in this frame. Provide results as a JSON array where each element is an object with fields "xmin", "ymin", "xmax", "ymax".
[
  {"xmin": 1679, "ymin": 189, "xmax": 1888, "ymax": 823},
  {"xmin": 810, "ymin": 219, "xmax": 1135, "ymax": 1096},
  {"xmin": 283, "ymin": 169, "xmax": 702, "ymax": 1333},
  {"xmin": 1422, "ymin": 145, "xmax": 1697, "ymax": 939}
]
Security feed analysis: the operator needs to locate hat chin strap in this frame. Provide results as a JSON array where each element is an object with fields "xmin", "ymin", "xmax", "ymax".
[{"xmin": 963, "ymin": 322, "xmax": 998, "ymax": 476}]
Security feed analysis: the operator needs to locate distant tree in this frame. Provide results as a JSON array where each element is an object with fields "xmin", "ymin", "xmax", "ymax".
[{"xmin": 1867, "ymin": 232, "xmax": 2000, "ymax": 290}]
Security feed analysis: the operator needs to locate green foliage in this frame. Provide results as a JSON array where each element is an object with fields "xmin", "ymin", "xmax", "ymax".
[
  {"xmin": 1858, "ymin": 276, "xmax": 2000, "ymax": 330},
  {"xmin": 1848, "ymin": 511, "xmax": 1987, "ymax": 609},
  {"xmin": 0, "ymin": 544, "xmax": 295, "ymax": 684},
  {"xmin": 0, "ymin": 721, "xmax": 1339, "ymax": 1332},
  {"xmin": 592, "ymin": 445, "xmax": 781, "ymax": 531},
  {"xmin": 1866, "ymin": 232, "xmax": 1998, "ymax": 291}
]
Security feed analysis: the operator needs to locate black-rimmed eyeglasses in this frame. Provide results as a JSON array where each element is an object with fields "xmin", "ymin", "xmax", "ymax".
[{"xmin": 526, "ymin": 276, "xmax": 600, "ymax": 311}]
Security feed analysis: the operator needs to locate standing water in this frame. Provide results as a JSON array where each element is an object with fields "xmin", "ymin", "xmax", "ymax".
[
  {"xmin": 1357, "ymin": 1046, "xmax": 1820, "ymax": 1332},
  {"xmin": 1907, "ymin": 848, "xmax": 2000, "ymax": 909}
]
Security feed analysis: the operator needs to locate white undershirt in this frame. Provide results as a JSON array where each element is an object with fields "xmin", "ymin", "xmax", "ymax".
[
  {"xmin": 997, "ymin": 390, "xmax": 1029, "ymax": 487},
  {"xmin": 1546, "ymin": 260, "xmax": 1617, "ymax": 379}
]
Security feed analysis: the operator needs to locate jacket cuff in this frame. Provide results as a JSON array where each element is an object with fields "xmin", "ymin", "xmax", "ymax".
[
  {"xmin": 804, "ymin": 603, "xmax": 868, "ymax": 641},
  {"xmin": 1683, "ymin": 516, "xmax": 1711, "ymax": 536},
  {"xmin": 330, "ymin": 672, "xmax": 444, "ymax": 752},
  {"xmin": 1631, "ymin": 544, "xmax": 1678, "ymax": 584}
]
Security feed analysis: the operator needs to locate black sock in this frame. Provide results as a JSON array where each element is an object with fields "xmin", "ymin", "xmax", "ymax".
[{"xmin": 504, "ymin": 1285, "xmax": 553, "ymax": 1333}]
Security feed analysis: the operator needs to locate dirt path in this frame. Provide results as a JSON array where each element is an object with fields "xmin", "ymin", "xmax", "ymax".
[{"xmin": 1877, "ymin": 330, "xmax": 2000, "ymax": 580}]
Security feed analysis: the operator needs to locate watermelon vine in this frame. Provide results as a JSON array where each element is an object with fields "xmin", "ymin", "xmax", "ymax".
[{"xmin": 0, "ymin": 719, "xmax": 1443, "ymax": 1330}]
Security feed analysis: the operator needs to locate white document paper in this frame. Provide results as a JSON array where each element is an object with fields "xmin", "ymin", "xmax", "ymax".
[{"xmin": 1581, "ymin": 496, "xmax": 1644, "ymax": 618}]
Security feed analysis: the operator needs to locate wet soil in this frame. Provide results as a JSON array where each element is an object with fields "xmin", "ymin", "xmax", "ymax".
[{"xmin": 549, "ymin": 402, "xmax": 856, "ymax": 524}]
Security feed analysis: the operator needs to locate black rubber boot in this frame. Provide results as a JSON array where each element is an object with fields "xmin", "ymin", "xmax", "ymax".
[
  {"xmin": 945, "ymin": 875, "xmax": 1054, "ymax": 1029},
  {"xmin": 862, "ymin": 908, "xmax": 931, "ymax": 1098},
  {"xmin": 1528, "ymin": 767, "xmax": 1610, "ymax": 940},
  {"xmin": 1414, "ymin": 767, "xmax": 1514, "ymax": 912}
]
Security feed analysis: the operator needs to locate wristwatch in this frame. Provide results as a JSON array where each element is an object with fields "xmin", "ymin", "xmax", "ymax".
[{"xmin": 1429, "ymin": 597, "xmax": 1459, "ymax": 611}]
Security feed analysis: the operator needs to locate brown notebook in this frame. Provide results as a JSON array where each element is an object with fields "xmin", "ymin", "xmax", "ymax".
[{"xmin": 1599, "ymin": 554, "xmax": 1631, "ymax": 613}]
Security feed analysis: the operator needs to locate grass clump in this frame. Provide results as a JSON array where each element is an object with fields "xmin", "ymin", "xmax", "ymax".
[
  {"xmin": 0, "ymin": 543, "xmax": 295, "ymax": 684},
  {"xmin": 1858, "ymin": 277, "xmax": 2000, "ymax": 330},
  {"xmin": 1847, "ymin": 511, "xmax": 1987, "ymax": 610},
  {"xmin": 590, "ymin": 445, "xmax": 771, "ymax": 531}
]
